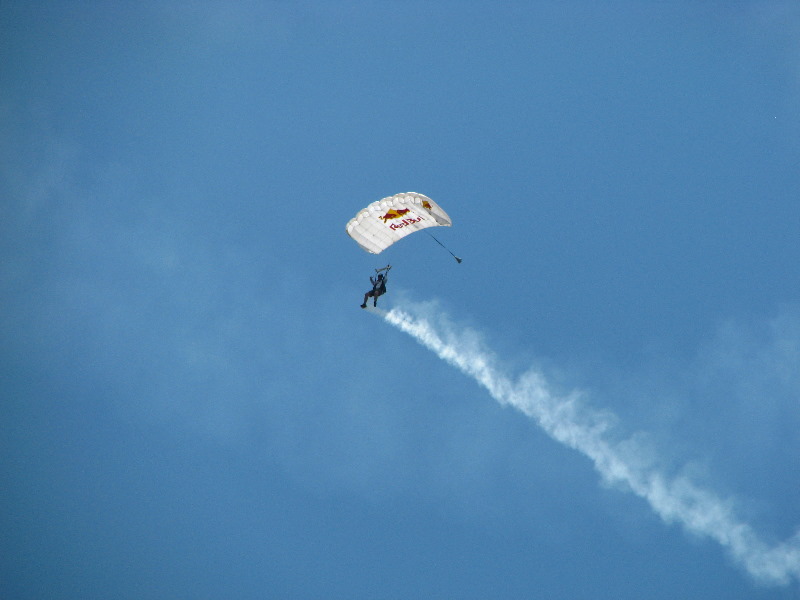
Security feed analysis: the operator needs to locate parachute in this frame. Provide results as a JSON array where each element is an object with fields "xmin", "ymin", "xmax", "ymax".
[{"xmin": 345, "ymin": 192, "xmax": 454, "ymax": 255}]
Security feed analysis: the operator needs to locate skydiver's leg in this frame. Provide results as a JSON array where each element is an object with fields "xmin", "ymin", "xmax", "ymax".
[{"xmin": 361, "ymin": 291, "xmax": 372, "ymax": 309}]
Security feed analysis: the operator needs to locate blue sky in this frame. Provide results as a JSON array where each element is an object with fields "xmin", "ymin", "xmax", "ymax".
[{"xmin": 2, "ymin": 2, "xmax": 799, "ymax": 598}]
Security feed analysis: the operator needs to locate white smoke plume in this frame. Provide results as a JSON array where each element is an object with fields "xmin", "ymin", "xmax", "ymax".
[{"xmin": 381, "ymin": 303, "xmax": 800, "ymax": 587}]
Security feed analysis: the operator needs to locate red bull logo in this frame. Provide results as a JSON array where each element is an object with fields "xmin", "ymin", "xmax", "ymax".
[
  {"xmin": 378, "ymin": 207, "xmax": 427, "ymax": 230},
  {"xmin": 422, "ymin": 200, "xmax": 432, "ymax": 210},
  {"xmin": 389, "ymin": 216, "xmax": 424, "ymax": 230},
  {"xmin": 379, "ymin": 208, "xmax": 411, "ymax": 223}
]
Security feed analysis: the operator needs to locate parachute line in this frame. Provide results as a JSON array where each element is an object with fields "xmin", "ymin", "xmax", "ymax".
[{"xmin": 426, "ymin": 232, "xmax": 462, "ymax": 263}]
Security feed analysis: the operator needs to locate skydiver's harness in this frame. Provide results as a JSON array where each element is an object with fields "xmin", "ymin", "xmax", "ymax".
[
  {"xmin": 371, "ymin": 276, "xmax": 386, "ymax": 296},
  {"xmin": 371, "ymin": 265, "xmax": 391, "ymax": 296}
]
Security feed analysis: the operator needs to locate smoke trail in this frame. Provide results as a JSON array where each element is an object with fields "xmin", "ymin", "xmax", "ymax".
[{"xmin": 381, "ymin": 303, "xmax": 800, "ymax": 586}]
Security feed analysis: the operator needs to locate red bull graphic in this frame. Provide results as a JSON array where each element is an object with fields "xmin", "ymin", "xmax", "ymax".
[
  {"xmin": 421, "ymin": 200, "xmax": 432, "ymax": 210},
  {"xmin": 379, "ymin": 208, "xmax": 411, "ymax": 223},
  {"xmin": 377, "ymin": 207, "xmax": 426, "ymax": 230},
  {"xmin": 389, "ymin": 216, "xmax": 424, "ymax": 230}
]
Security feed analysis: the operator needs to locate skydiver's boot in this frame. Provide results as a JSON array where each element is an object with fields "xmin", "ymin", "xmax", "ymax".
[{"xmin": 360, "ymin": 303, "xmax": 367, "ymax": 309}]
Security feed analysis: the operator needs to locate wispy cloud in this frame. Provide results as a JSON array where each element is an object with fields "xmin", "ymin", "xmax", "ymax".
[{"xmin": 381, "ymin": 301, "xmax": 800, "ymax": 586}]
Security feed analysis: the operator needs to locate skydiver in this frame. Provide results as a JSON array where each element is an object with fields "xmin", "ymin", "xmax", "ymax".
[{"xmin": 361, "ymin": 270, "xmax": 388, "ymax": 308}]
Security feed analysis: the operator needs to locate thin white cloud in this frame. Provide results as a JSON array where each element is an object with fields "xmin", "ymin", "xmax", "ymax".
[{"xmin": 381, "ymin": 301, "xmax": 800, "ymax": 586}]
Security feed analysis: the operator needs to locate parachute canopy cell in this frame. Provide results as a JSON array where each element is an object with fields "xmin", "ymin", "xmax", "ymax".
[{"xmin": 345, "ymin": 192, "xmax": 453, "ymax": 254}]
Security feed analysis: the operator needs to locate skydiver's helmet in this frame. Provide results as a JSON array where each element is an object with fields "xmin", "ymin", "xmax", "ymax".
[{"xmin": 377, "ymin": 274, "xmax": 384, "ymax": 280}]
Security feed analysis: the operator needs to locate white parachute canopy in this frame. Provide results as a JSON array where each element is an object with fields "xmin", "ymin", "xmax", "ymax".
[{"xmin": 345, "ymin": 192, "xmax": 453, "ymax": 255}]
